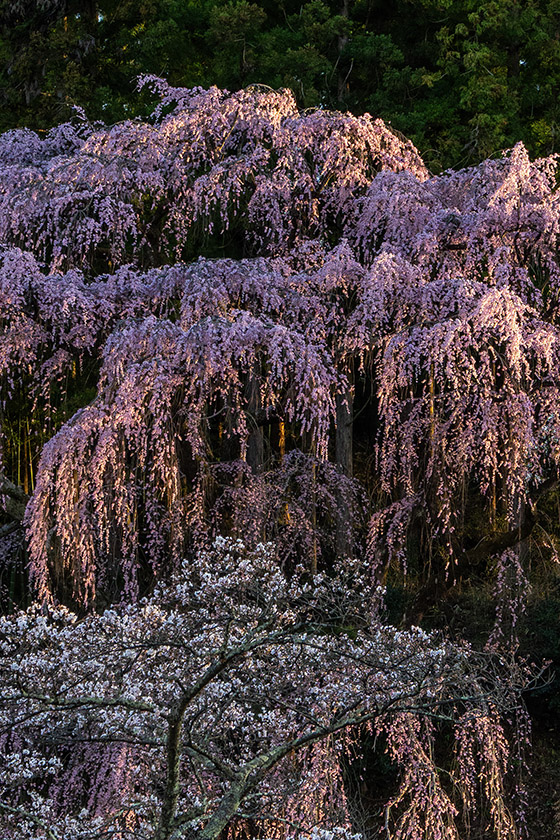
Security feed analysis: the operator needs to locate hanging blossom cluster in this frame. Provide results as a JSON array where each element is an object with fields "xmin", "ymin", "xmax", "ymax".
[
  {"xmin": 26, "ymin": 308, "xmax": 342, "ymax": 605},
  {"xmin": 0, "ymin": 82, "xmax": 557, "ymax": 596},
  {"xmin": 19, "ymin": 195, "xmax": 560, "ymax": 599},
  {"xmin": 0, "ymin": 246, "xmax": 181, "ymax": 404},
  {"xmin": 20, "ymin": 241, "xmax": 372, "ymax": 602},
  {"xmin": 0, "ymin": 79, "xmax": 426, "ymax": 271},
  {"xmin": 0, "ymin": 79, "xmax": 558, "ymax": 837},
  {"xmin": 0, "ymin": 539, "xmax": 531, "ymax": 839}
]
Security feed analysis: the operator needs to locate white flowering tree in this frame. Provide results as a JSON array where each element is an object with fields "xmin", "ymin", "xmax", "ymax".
[{"xmin": 0, "ymin": 539, "xmax": 530, "ymax": 839}]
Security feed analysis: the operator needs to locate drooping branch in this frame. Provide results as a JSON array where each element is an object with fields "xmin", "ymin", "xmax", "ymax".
[{"xmin": 0, "ymin": 473, "xmax": 28, "ymax": 523}]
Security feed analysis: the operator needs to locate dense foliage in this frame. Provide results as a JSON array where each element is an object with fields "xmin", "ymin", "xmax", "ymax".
[
  {"xmin": 2, "ymin": 0, "xmax": 560, "ymax": 170},
  {"xmin": 0, "ymin": 80, "xmax": 559, "ymax": 836}
]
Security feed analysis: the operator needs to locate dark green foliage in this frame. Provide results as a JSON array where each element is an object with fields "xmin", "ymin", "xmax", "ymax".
[{"xmin": 3, "ymin": 0, "xmax": 560, "ymax": 169}]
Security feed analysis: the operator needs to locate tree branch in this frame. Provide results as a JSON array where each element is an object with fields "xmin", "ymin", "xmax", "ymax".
[
  {"xmin": 0, "ymin": 800, "xmax": 59, "ymax": 840},
  {"xmin": 0, "ymin": 473, "xmax": 28, "ymax": 522}
]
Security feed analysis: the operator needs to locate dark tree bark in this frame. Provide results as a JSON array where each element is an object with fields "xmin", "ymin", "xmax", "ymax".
[
  {"xmin": 335, "ymin": 360, "xmax": 353, "ymax": 558},
  {"xmin": 246, "ymin": 374, "xmax": 264, "ymax": 474}
]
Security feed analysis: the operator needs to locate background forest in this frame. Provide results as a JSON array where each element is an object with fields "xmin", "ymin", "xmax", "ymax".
[
  {"xmin": 1, "ymin": 2, "xmax": 560, "ymax": 840},
  {"xmin": 3, "ymin": 0, "xmax": 560, "ymax": 171}
]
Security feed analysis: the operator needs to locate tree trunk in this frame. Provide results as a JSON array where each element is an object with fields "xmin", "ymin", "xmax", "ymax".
[
  {"xmin": 335, "ymin": 360, "xmax": 353, "ymax": 558},
  {"xmin": 195, "ymin": 780, "xmax": 247, "ymax": 840},
  {"xmin": 245, "ymin": 373, "xmax": 264, "ymax": 474},
  {"xmin": 0, "ymin": 474, "xmax": 28, "ymax": 523},
  {"xmin": 155, "ymin": 709, "xmax": 184, "ymax": 840}
]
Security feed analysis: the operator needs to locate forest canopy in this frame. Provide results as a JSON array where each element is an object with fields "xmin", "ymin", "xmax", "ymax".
[
  {"xmin": 0, "ymin": 69, "xmax": 559, "ymax": 839},
  {"xmin": 2, "ymin": 0, "xmax": 560, "ymax": 171}
]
